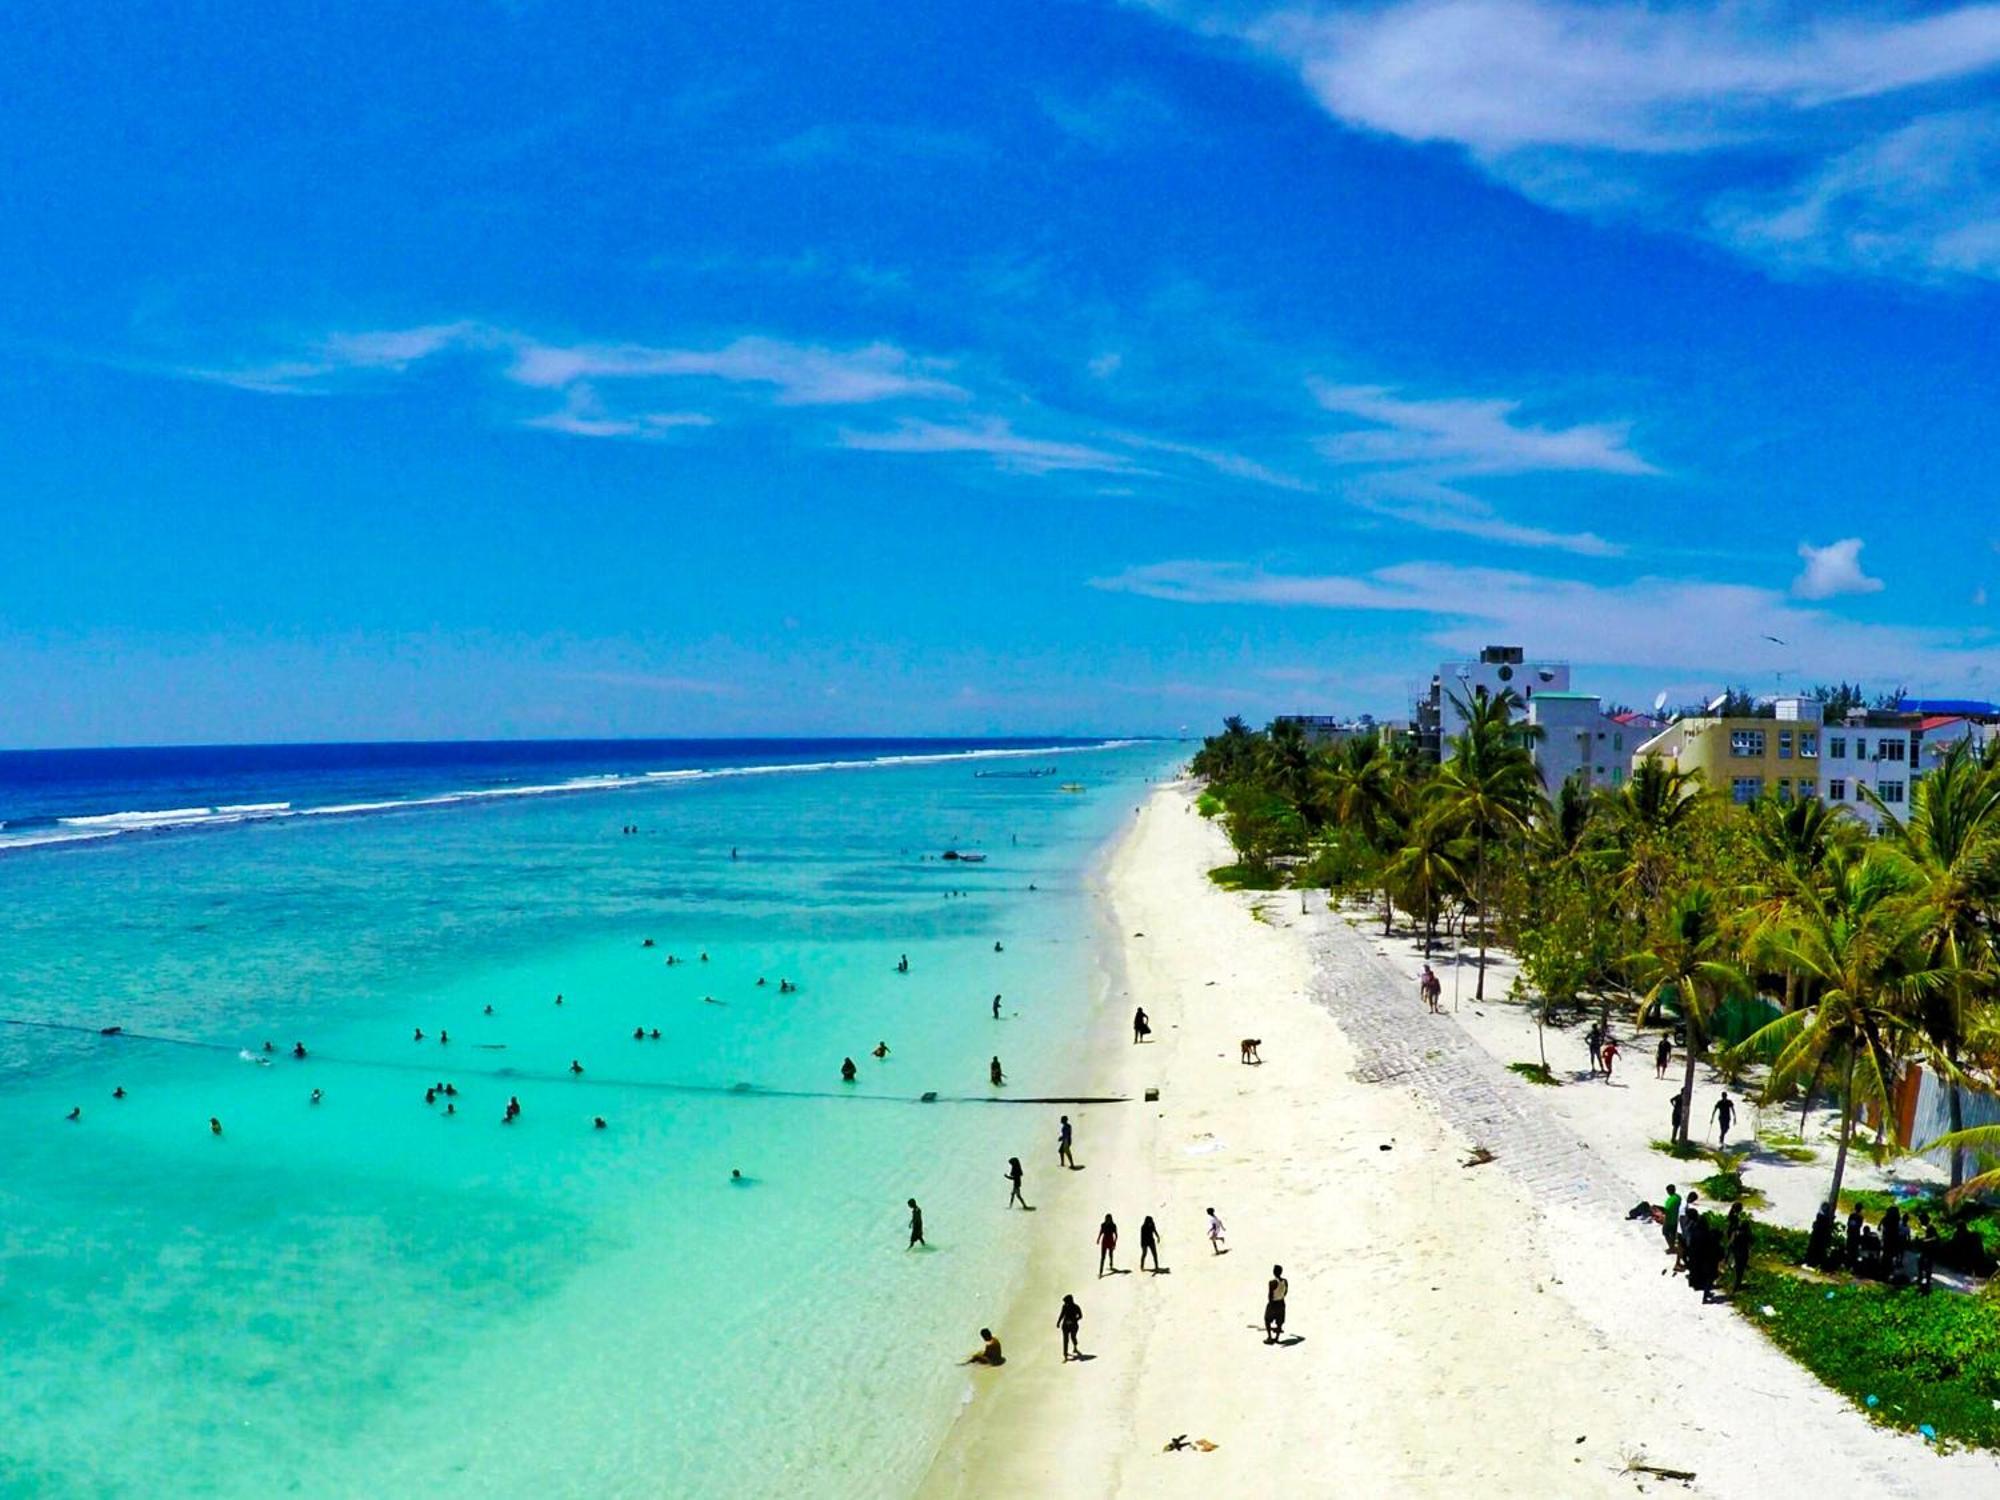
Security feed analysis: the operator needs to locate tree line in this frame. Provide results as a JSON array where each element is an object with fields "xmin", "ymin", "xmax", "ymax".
[{"xmin": 1190, "ymin": 696, "xmax": 2000, "ymax": 1208}]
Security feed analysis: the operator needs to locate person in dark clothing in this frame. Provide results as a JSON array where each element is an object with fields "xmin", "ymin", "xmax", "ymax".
[
  {"xmin": 1057, "ymin": 1294, "xmax": 1083, "ymax": 1361},
  {"xmin": 1057, "ymin": 1114, "xmax": 1075, "ymax": 1169},
  {"xmin": 1139, "ymin": 1215, "xmax": 1162, "ymax": 1272},
  {"xmin": 1845, "ymin": 1204, "xmax": 1865, "ymax": 1270},
  {"xmin": 1655, "ymin": 1034, "xmax": 1672, "ymax": 1079},
  {"xmin": 1725, "ymin": 1203, "xmax": 1751, "ymax": 1294},
  {"xmin": 1710, "ymin": 1092, "xmax": 1736, "ymax": 1146},
  {"xmin": 990, "ymin": 1056, "xmax": 1006, "ymax": 1087},
  {"xmin": 907, "ymin": 1198, "xmax": 925, "ymax": 1248},
  {"xmin": 1132, "ymin": 1007, "xmax": 1151, "ymax": 1043},
  {"xmin": 1096, "ymin": 1215, "xmax": 1118, "ymax": 1276},
  {"xmin": 1915, "ymin": 1214, "xmax": 1937, "ymax": 1293},
  {"xmin": 1670, "ymin": 1091, "xmax": 1687, "ymax": 1139},
  {"xmin": 1585, "ymin": 1022, "xmax": 1602, "ymax": 1076},
  {"xmin": 841, "ymin": 1057, "xmax": 858, "ymax": 1083},
  {"xmin": 1005, "ymin": 1157, "xmax": 1028, "ymax": 1209},
  {"xmin": 1881, "ymin": 1203, "xmax": 1904, "ymax": 1281},
  {"xmin": 1806, "ymin": 1201, "xmax": 1836, "ymax": 1268}
]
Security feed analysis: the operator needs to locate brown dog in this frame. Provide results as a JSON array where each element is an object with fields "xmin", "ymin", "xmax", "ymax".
[{"xmin": 1239, "ymin": 1039, "xmax": 1262, "ymax": 1064}]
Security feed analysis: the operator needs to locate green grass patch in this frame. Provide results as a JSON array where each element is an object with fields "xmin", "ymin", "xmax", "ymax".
[
  {"xmin": 1507, "ymin": 1062, "xmax": 1560, "ymax": 1086},
  {"xmin": 1650, "ymin": 1137, "xmax": 1707, "ymax": 1161},
  {"xmin": 1767, "ymin": 1144, "xmax": 1818, "ymax": 1163},
  {"xmin": 1697, "ymin": 1171, "xmax": 1769, "ymax": 1209},
  {"xmin": 1194, "ymin": 791, "xmax": 1223, "ymax": 818},
  {"xmin": 1741, "ymin": 1244, "xmax": 2000, "ymax": 1450},
  {"xmin": 1208, "ymin": 862, "xmax": 1285, "ymax": 891}
]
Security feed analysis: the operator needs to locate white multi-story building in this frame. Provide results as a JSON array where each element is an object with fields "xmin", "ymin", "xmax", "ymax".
[
  {"xmin": 1418, "ymin": 645, "xmax": 1570, "ymax": 759},
  {"xmin": 1818, "ymin": 711, "xmax": 1920, "ymax": 832},
  {"xmin": 1527, "ymin": 692, "xmax": 1631, "ymax": 795}
]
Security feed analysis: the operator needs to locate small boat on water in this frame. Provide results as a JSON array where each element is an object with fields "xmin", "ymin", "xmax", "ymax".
[
  {"xmin": 1058, "ymin": 783, "xmax": 1085, "ymax": 794},
  {"xmin": 973, "ymin": 767, "xmax": 1057, "ymax": 779},
  {"xmin": 941, "ymin": 849, "xmax": 988, "ymax": 863}
]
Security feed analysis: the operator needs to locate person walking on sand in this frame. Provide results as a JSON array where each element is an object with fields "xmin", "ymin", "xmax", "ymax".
[
  {"xmin": 1006, "ymin": 1157, "xmax": 1028, "ymax": 1209},
  {"xmin": 1710, "ymin": 1091, "xmax": 1736, "ymax": 1147},
  {"xmin": 1139, "ymin": 1215, "xmax": 1162, "ymax": 1272},
  {"xmin": 907, "ymin": 1198, "xmax": 926, "ymax": 1249},
  {"xmin": 1585, "ymin": 1021, "xmax": 1602, "ymax": 1076},
  {"xmin": 1058, "ymin": 1115, "xmax": 1075, "ymax": 1169},
  {"xmin": 1132, "ymin": 1006, "xmax": 1150, "ymax": 1044},
  {"xmin": 1057, "ymin": 1294, "xmax": 1083, "ymax": 1361},
  {"xmin": 1599, "ymin": 1034, "xmax": 1619, "ymax": 1079},
  {"xmin": 1419, "ymin": 965, "xmax": 1440, "ymax": 1014},
  {"xmin": 1264, "ymin": 1265, "xmax": 1289, "ymax": 1344},
  {"xmin": 990, "ymin": 1056, "xmax": 1006, "ymax": 1087},
  {"xmin": 1655, "ymin": 1033, "xmax": 1672, "ymax": 1079},
  {"xmin": 1206, "ymin": 1207, "xmax": 1226, "ymax": 1254},
  {"xmin": 1096, "ymin": 1214, "xmax": 1118, "ymax": 1276}
]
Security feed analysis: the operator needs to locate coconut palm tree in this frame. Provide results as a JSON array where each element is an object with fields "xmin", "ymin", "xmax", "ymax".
[
  {"xmin": 1432, "ymin": 688, "xmax": 1545, "ymax": 1000},
  {"xmin": 1628, "ymin": 884, "xmax": 1748, "ymax": 1147},
  {"xmin": 1324, "ymin": 735, "xmax": 1407, "ymax": 934},
  {"xmin": 1382, "ymin": 805, "xmax": 1469, "ymax": 955},
  {"xmin": 1733, "ymin": 848, "xmax": 1957, "ymax": 1209},
  {"xmin": 1257, "ymin": 717, "xmax": 1323, "ymax": 826},
  {"xmin": 1868, "ymin": 739, "xmax": 2000, "ymax": 1188}
]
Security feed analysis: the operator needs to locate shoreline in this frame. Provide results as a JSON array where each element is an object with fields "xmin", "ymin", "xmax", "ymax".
[
  {"xmin": 919, "ymin": 781, "xmax": 1669, "ymax": 1496},
  {"xmin": 918, "ymin": 780, "xmax": 2000, "ymax": 1498}
]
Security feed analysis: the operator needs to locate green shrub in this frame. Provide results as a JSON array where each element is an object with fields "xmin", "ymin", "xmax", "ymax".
[
  {"xmin": 1507, "ymin": 1062, "xmax": 1559, "ymax": 1086},
  {"xmin": 1208, "ymin": 863, "xmax": 1285, "ymax": 892},
  {"xmin": 1650, "ymin": 1137, "xmax": 1706, "ymax": 1161}
]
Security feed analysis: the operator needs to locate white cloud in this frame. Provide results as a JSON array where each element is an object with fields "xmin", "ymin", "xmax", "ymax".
[
  {"xmin": 1151, "ymin": 0, "xmax": 2000, "ymax": 281},
  {"xmin": 838, "ymin": 417, "xmax": 1133, "ymax": 474},
  {"xmin": 1088, "ymin": 351, "xmax": 1124, "ymax": 379},
  {"xmin": 1110, "ymin": 431, "xmax": 1315, "ymax": 491},
  {"xmin": 1792, "ymin": 537, "xmax": 1885, "ymax": 600},
  {"xmin": 1039, "ymin": 82, "xmax": 1180, "ymax": 151},
  {"xmin": 1313, "ymin": 380, "xmax": 1654, "ymax": 477},
  {"xmin": 504, "ymin": 334, "xmax": 965, "ymax": 405},
  {"xmin": 522, "ymin": 385, "xmax": 715, "ymax": 440},
  {"xmin": 1094, "ymin": 555, "xmax": 1997, "ymax": 684},
  {"xmin": 1352, "ymin": 476, "xmax": 1622, "ymax": 557}
]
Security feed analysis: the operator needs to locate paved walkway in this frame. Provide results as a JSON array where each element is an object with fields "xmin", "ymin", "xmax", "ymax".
[{"xmin": 1303, "ymin": 913, "xmax": 1625, "ymax": 1213}]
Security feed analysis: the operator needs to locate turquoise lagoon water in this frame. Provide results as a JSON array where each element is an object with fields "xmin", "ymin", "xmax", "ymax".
[{"xmin": 0, "ymin": 741, "xmax": 1177, "ymax": 1497}]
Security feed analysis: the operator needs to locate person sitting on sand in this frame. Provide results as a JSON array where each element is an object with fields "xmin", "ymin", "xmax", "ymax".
[
  {"xmin": 841, "ymin": 1057, "xmax": 858, "ymax": 1083},
  {"xmin": 963, "ymin": 1328, "xmax": 1004, "ymax": 1366},
  {"xmin": 990, "ymin": 1056, "xmax": 1005, "ymax": 1087},
  {"xmin": 1057, "ymin": 1295, "xmax": 1083, "ymax": 1361}
]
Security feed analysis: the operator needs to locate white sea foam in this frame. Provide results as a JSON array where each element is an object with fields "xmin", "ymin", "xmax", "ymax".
[{"xmin": 6, "ymin": 741, "xmax": 1136, "ymax": 854}]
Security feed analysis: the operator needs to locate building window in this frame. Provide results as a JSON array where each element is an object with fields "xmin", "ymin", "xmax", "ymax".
[
  {"xmin": 1828, "ymin": 778, "xmax": 1846, "ymax": 801},
  {"xmin": 1612, "ymin": 767, "xmax": 1624, "ymax": 786},
  {"xmin": 1730, "ymin": 730, "xmax": 1765, "ymax": 757},
  {"xmin": 1828, "ymin": 735, "xmax": 1846, "ymax": 759},
  {"xmin": 1880, "ymin": 780, "xmax": 1905, "ymax": 803},
  {"xmin": 1731, "ymin": 776, "xmax": 1762, "ymax": 804},
  {"xmin": 1853, "ymin": 736, "xmax": 1868, "ymax": 759},
  {"xmin": 1776, "ymin": 778, "xmax": 1793, "ymax": 800},
  {"xmin": 1800, "ymin": 732, "xmax": 1818, "ymax": 757},
  {"xmin": 1778, "ymin": 730, "xmax": 1793, "ymax": 759},
  {"xmin": 1614, "ymin": 733, "xmax": 1623, "ymax": 752},
  {"xmin": 1881, "ymin": 739, "xmax": 1906, "ymax": 763}
]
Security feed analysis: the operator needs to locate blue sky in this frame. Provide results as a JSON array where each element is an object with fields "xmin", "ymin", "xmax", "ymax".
[{"xmin": 3, "ymin": 1, "xmax": 1997, "ymax": 746}]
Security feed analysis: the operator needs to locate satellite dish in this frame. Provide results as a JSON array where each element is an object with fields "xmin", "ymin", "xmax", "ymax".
[
  {"xmin": 1652, "ymin": 691, "xmax": 1668, "ymax": 713},
  {"xmin": 1705, "ymin": 693, "xmax": 1729, "ymax": 713},
  {"xmin": 1537, "ymin": 669, "xmax": 1555, "ymax": 683}
]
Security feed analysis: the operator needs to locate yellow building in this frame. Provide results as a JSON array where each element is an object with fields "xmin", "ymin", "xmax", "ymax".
[{"xmin": 1631, "ymin": 708, "xmax": 1822, "ymax": 805}]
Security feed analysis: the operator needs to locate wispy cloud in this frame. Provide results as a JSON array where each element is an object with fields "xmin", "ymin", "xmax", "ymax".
[
  {"xmin": 1151, "ymin": 0, "xmax": 2000, "ymax": 281},
  {"xmin": 1793, "ymin": 537, "xmax": 1884, "ymax": 600},
  {"xmin": 1095, "ymin": 554, "xmax": 1995, "ymax": 686},
  {"xmin": 838, "ymin": 417, "xmax": 1134, "ymax": 474},
  {"xmin": 504, "ymin": 334, "xmax": 964, "ymax": 405},
  {"xmin": 1039, "ymin": 81, "xmax": 1180, "ymax": 151},
  {"xmin": 1308, "ymin": 377, "xmax": 1649, "ymax": 555}
]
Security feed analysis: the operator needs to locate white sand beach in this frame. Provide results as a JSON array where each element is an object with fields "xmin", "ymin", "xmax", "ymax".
[{"xmin": 919, "ymin": 780, "xmax": 2000, "ymax": 1498}]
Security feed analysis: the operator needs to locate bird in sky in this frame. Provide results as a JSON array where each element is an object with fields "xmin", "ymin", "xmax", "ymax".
[{"xmin": 1762, "ymin": 635, "xmax": 1786, "ymax": 645}]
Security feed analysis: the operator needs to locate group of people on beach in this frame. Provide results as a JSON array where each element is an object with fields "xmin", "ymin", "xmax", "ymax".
[
  {"xmin": 1805, "ymin": 1198, "xmax": 1938, "ymax": 1288},
  {"xmin": 1655, "ymin": 1184, "xmax": 1751, "ymax": 1302}
]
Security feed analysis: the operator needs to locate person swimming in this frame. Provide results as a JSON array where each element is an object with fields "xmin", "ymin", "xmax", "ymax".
[
  {"xmin": 994, "ymin": 941, "xmax": 1003, "ymax": 953},
  {"xmin": 445, "ymin": 1101, "xmax": 456, "ymax": 1115},
  {"xmin": 730, "ymin": 1169, "xmax": 749, "ymax": 1184},
  {"xmin": 873, "ymin": 1042, "xmax": 890, "ymax": 1059},
  {"xmin": 841, "ymin": 1057, "xmax": 858, "ymax": 1083},
  {"xmin": 444, "ymin": 1083, "xmax": 457, "ymax": 1096},
  {"xmin": 483, "ymin": 1004, "xmax": 494, "ymax": 1015},
  {"xmin": 570, "ymin": 1059, "xmax": 584, "ymax": 1075},
  {"xmin": 649, "ymin": 1028, "xmax": 661, "ymax": 1039},
  {"xmin": 642, "ymin": 938, "xmax": 655, "ymax": 948},
  {"xmin": 635, "ymin": 1026, "xmax": 645, "ymax": 1040},
  {"xmin": 292, "ymin": 1042, "xmax": 306, "ymax": 1059},
  {"xmin": 112, "ymin": 1087, "xmax": 126, "ymax": 1100},
  {"xmin": 666, "ymin": 955, "xmax": 677, "ymax": 966},
  {"xmin": 593, "ymin": 1116, "xmax": 607, "ymax": 1129},
  {"xmin": 310, "ymin": 1089, "xmax": 323, "ymax": 1105},
  {"xmin": 555, "ymin": 993, "xmax": 564, "ymax": 1005},
  {"xmin": 426, "ymin": 1087, "xmax": 437, "ymax": 1105},
  {"xmin": 439, "ymin": 1029, "xmax": 449, "ymax": 1045},
  {"xmin": 756, "ymin": 976, "xmax": 767, "ymax": 987},
  {"xmin": 66, "ymin": 1106, "xmax": 80, "ymax": 1121},
  {"xmin": 263, "ymin": 1040, "xmax": 275, "ymax": 1053},
  {"xmin": 414, "ymin": 1027, "xmax": 424, "ymax": 1041},
  {"xmin": 209, "ymin": 1117, "xmax": 223, "ymax": 1135},
  {"xmin": 897, "ymin": 955, "xmax": 909, "ymax": 974}
]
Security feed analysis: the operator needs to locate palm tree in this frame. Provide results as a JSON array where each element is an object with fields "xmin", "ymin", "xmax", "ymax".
[
  {"xmin": 1607, "ymin": 757, "xmax": 1706, "ymax": 915},
  {"xmin": 1324, "ymin": 735, "xmax": 1406, "ymax": 934},
  {"xmin": 1869, "ymin": 739, "xmax": 2000, "ymax": 1188},
  {"xmin": 1733, "ymin": 848, "xmax": 1957, "ymax": 1209},
  {"xmin": 1628, "ymin": 885, "xmax": 1748, "ymax": 1147},
  {"xmin": 1257, "ymin": 718, "xmax": 1323, "ymax": 825},
  {"xmin": 1382, "ymin": 805, "xmax": 1469, "ymax": 955},
  {"xmin": 1433, "ymin": 688, "xmax": 1545, "ymax": 1000}
]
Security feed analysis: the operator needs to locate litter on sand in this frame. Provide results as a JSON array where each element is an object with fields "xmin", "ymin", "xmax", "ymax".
[
  {"xmin": 1462, "ymin": 1146, "xmax": 1497, "ymax": 1168},
  {"xmin": 1162, "ymin": 1436, "xmax": 1219, "ymax": 1453}
]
